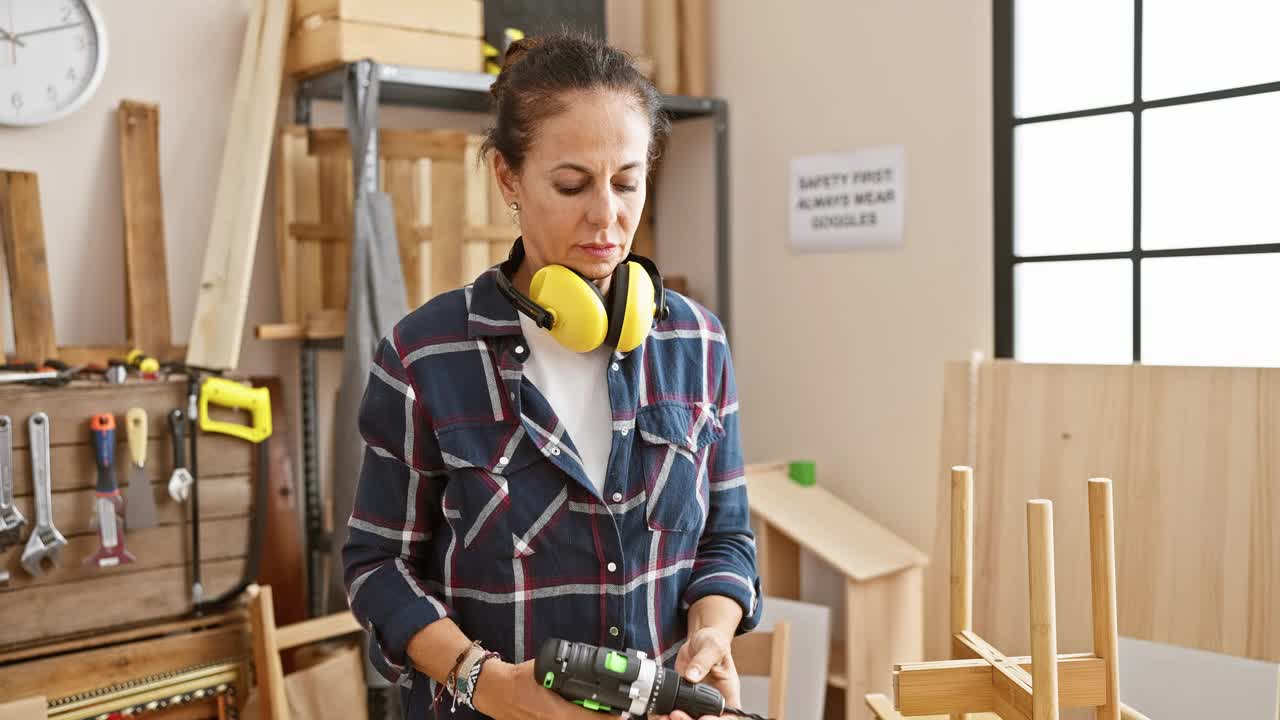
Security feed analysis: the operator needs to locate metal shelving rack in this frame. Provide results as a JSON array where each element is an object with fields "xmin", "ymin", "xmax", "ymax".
[{"xmin": 291, "ymin": 60, "xmax": 731, "ymax": 619}]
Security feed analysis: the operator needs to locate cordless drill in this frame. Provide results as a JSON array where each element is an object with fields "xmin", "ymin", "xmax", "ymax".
[{"xmin": 535, "ymin": 638, "xmax": 768, "ymax": 720}]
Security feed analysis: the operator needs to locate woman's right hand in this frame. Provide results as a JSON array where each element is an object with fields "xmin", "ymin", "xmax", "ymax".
[{"xmin": 474, "ymin": 659, "xmax": 605, "ymax": 720}]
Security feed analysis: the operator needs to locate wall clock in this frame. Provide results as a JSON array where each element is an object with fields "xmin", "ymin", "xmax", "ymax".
[{"xmin": 0, "ymin": 0, "xmax": 108, "ymax": 126}]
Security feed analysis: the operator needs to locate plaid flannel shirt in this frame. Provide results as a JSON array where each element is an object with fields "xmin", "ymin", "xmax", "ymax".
[{"xmin": 343, "ymin": 267, "xmax": 763, "ymax": 719}]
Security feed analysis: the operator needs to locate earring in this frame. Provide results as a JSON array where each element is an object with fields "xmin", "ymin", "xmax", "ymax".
[{"xmin": 509, "ymin": 201, "xmax": 519, "ymax": 211}]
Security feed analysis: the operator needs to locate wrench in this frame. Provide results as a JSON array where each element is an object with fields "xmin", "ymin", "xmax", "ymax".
[
  {"xmin": 167, "ymin": 409, "xmax": 193, "ymax": 502},
  {"xmin": 0, "ymin": 415, "xmax": 27, "ymax": 549},
  {"xmin": 21, "ymin": 412, "xmax": 67, "ymax": 575}
]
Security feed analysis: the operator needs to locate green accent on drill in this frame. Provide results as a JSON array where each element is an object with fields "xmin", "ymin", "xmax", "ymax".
[
  {"xmin": 574, "ymin": 699, "xmax": 613, "ymax": 712},
  {"xmin": 543, "ymin": 671, "xmax": 555, "ymax": 688},
  {"xmin": 604, "ymin": 651, "xmax": 629, "ymax": 674}
]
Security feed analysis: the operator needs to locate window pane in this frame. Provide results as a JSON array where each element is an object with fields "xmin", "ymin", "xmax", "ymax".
[
  {"xmin": 1144, "ymin": 0, "xmax": 1280, "ymax": 100},
  {"xmin": 1015, "ymin": 0, "xmax": 1133, "ymax": 117},
  {"xmin": 1015, "ymin": 260, "xmax": 1132, "ymax": 363},
  {"xmin": 1142, "ymin": 93, "xmax": 1280, "ymax": 250},
  {"xmin": 1142, "ymin": 254, "xmax": 1280, "ymax": 367},
  {"xmin": 1015, "ymin": 114, "xmax": 1133, "ymax": 256}
]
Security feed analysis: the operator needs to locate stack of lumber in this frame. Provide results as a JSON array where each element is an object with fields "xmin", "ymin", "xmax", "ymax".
[{"xmin": 289, "ymin": 0, "xmax": 484, "ymax": 78}]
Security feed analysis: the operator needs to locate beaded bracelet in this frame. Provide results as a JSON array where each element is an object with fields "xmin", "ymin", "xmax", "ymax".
[{"xmin": 433, "ymin": 640, "xmax": 501, "ymax": 713}]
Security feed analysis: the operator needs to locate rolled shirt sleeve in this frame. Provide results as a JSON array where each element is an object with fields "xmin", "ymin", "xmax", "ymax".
[{"xmin": 342, "ymin": 336, "xmax": 455, "ymax": 684}]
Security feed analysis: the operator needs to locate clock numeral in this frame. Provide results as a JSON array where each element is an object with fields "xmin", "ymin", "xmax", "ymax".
[
  {"xmin": 61, "ymin": 6, "xmax": 74, "ymax": 23},
  {"xmin": 46, "ymin": 85, "xmax": 58, "ymax": 103},
  {"xmin": 10, "ymin": 93, "xmax": 22, "ymax": 112},
  {"xmin": 76, "ymin": 35, "xmax": 86, "ymax": 51},
  {"xmin": 66, "ymin": 67, "xmax": 77, "ymax": 82}
]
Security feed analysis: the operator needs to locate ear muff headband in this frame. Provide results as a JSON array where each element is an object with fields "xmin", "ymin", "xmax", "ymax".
[{"xmin": 496, "ymin": 237, "xmax": 667, "ymax": 352}]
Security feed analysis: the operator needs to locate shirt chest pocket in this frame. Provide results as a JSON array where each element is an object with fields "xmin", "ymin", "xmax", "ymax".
[
  {"xmin": 635, "ymin": 403, "xmax": 725, "ymax": 533},
  {"xmin": 435, "ymin": 422, "xmax": 542, "ymax": 556},
  {"xmin": 435, "ymin": 420, "xmax": 565, "ymax": 556}
]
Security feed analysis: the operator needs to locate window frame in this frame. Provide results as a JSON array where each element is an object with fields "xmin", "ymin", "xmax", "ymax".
[{"xmin": 993, "ymin": 0, "xmax": 1280, "ymax": 361}]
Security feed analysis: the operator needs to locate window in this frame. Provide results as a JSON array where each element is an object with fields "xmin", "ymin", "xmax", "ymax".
[{"xmin": 995, "ymin": 0, "xmax": 1280, "ymax": 365}]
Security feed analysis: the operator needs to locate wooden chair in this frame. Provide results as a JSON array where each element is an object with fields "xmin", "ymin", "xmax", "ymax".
[
  {"xmin": 731, "ymin": 621, "xmax": 792, "ymax": 720},
  {"xmin": 247, "ymin": 584, "xmax": 364, "ymax": 720}
]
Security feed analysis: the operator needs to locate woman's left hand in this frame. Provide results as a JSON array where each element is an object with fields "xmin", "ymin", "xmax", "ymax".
[{"xmin": 654, "ymin": 626, "xmax": 741, "ymax": 720}]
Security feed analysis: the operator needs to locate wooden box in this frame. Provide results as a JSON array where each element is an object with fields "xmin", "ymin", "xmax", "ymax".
[
  {"xmin": 0, "ymin": 378, "xmax": 254, "ymax": 651},
  {"xmin": 287, "ymin": 19, "xmax": 484, "ymax": 78},
  {"xmin": 294, "ymin": 0, "xmax": 483, "ymax": 38}
]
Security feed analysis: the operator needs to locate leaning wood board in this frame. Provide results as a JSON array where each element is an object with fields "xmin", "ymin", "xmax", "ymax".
[
  {"xmin": 0, "ymin": 378, "xmax": 254, "ymax": 650},
  {"xmin": 186, "ymin": 0, "xmax": 290, "ymax": 370},
  {"xmin": 118, "ymin": 100, "xmax": 174, "ymax": 358},
  {"xmin": 925, "ymin": 360, "xmax": 1280, "ymax": 664},
  {"xmin": 0, "ymin": 170, "xmax": 58, "ymax": 362}
]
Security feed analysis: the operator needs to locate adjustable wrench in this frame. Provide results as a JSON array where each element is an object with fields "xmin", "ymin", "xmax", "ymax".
[
  {"xmin": 21, "ymin": 412, "xmax": 67, "ymax": 575},
  {"xmin": 0, "ymin": 415, "xmax": 27, "ymax": 549}
]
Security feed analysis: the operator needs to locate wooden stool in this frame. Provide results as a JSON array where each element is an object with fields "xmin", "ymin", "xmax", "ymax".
[
  {"xmin": 732, "ymin": 622, "xmax": 792, "ymax": 720},
  {"xmin": 865, "ymin": 469, "xmax": 1151, "ymax": 720}
]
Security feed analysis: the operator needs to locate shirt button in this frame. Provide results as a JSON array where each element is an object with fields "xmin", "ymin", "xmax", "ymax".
[
  {"xmin": 609, "ymin": 626, "xmax": 620, "ymax": 637},
  {"xmin": 612, "ymin": 492, "xmax": 623, "ymax": 502},
  {"xmin": 620, "ymin": 429, "xmax": 628, "ymax": 436},
  {"xmin": 551, "ymin": 447, "xmax": 561, "ymax": 456},
  {"xmin": 515, "ymin": 345, "xmax": 525, "ymax": 354},
  {"xmin": 498, "ymin": 456, "xmax": 509, "ymax": 466},
  {"xmin": 611, "ymin": 362, "xmax": 619, "ymax": 371},
  {"xmin": 607, "ymin": 562, "xmax": 617, "ymax": 572}
]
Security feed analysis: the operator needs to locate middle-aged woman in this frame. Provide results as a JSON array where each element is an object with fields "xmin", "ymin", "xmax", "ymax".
[{"xmin": 343, "ymin": 32, "xmax": 762, "ymax": 720}]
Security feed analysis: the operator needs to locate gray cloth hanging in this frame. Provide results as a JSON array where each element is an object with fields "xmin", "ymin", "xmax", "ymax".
[{"xmin": 330, "ymin": 61, "xmax": 409, "ymax": 622}]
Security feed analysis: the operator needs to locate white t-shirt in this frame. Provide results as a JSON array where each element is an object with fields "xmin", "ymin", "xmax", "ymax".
[{"xmin": 517, "ymin": 313, "xmax": 614, "ymax": 495}]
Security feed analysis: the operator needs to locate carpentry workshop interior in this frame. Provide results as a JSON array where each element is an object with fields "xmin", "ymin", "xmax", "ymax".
[{"xmin": 0, "ymin": 1, "xmax": 1278, "ymax": 719}]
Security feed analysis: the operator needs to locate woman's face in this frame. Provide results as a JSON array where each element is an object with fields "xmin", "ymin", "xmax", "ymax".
[{"xmin": 495, "ymin": 89, "xmax": 651, "ymax": 292}]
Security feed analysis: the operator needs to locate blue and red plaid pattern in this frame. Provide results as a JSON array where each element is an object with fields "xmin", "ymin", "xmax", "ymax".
[{"xmin": 343, "ymin": 267, "xmax": 762, "ymax": 719}]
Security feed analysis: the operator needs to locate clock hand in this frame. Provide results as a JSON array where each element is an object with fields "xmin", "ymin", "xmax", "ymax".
[{"xmin": 14, "ymin": 21, "xmax": 84, "ymax": 40}]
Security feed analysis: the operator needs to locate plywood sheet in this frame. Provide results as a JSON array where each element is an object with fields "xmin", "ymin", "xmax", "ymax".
[{"xmin": 929, "ymin": 360, "xmax": 1280, "ymax": 663}]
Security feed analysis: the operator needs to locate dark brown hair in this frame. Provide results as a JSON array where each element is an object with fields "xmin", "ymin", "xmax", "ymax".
[{"xmin": 481, "ymin": 32, "xmax": 670, "ymax": 174}]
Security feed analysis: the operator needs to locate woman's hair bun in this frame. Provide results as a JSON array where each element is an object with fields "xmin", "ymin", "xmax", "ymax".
[{"xmin": 489, "ymin": 36, "xmax": 541, "ymax": 102}]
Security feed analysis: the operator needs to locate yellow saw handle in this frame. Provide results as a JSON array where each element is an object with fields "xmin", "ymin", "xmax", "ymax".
[{"xmin": 199, "ymin": 377, "xmax": 272, "ymax": 444}]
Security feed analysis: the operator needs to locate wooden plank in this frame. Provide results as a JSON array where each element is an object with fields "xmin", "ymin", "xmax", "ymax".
[
  {"xmin": 9, "ymin": 432, "xmax": 250, "ymax": 496},
  {"xmin": 0, "ymin": 558, "xmax": 247, "ymax": 648},
  {"xmin": 0, "ymin": 696, "xmax": 45, "ymax": 719},
  {"xmin": 384, "ymin": 158, "xmax": 423, "ymax": 305},
  {"xmin": 186, "ymin": 0, "xmax": 291, "ymax": 370},
  {"xmin": 1256, "ymin": 371, "xmax": 1280, "ymax": 662},
  {"xmin": 287, "ymin": 20, "xmax": 483, "ymax": 78},
  {"xmin": 464, "ymin": 224, "xmax": 519, "ymax": 242},
  {"xmin": 294, "ymin": 0, "xmax": 483, "ymax": 37},
  {"xmin": 52, "ymin": 344, "xmax": 184, "ymax": 365},
  {"xmin": 0, "ymin": 611, "xmax": 243, "ymax": 665},
  {"xmin": 274, "ymin": 127, "xmax": 303, "ymax": 324},
  {"xmin": 0, "ymin": 517, "xmax": 248, "ymax": 592},
  {"xmin": 756, "ymin": 520, "xmax": 800, "ymax": 599},
  {"xmin": 276, "ymin": 611, "xmax": 362, "ymax": 650},
  {"xmin": 0, "ymin": 623, "xmax": 248, "ymax": 703},
  {"xmin": 747, "ymin": 467, "xmax": 927, "ymax": 582},
  {"xmin": 248, "ymin": 585, "xmax": 289, "ymax": 720},
  {"xmin": 928, "ymin": 362, "xmax": 972, "ymax": 661},
  {"xmin": 317, "ymin": 153, "xmax": 352, "ymax": 311},
  {"xmin": 118, "ymin": 100, "xmax": 173, "ymax": 357},
  {"xmin": 464, "ymin": 135, "xmax": 489, "ymax": 227},
  {"xmin": 894, "ymin": 655, "xmax": 1106, "ymax": 716},
  {"xmin": 10, "ymin": 475, "xmax": 251, "ymax": 538},
  {"xmin": 305, "ymin": 308, "xmax": 346, "ymax": 338},
  {"xmin": 430, "ymin": 158, "xmax": 466, "ymax": 295},
  {"xmin": 0, "ymin": 171, "xmax": 57, "ymax": 361},
  {"xmin": 645, "ymin": 0, "xmax": 680, "ymax": 95},
  {"xmin": 956, "ymin": 633, "xmax": 1035, "ymax": 719},
  {"xmin": 0, "ymin": 379, "xmax": 183, "ymax": 447},
  {"xmin": 631, "ymin": 178, "xmax": 656, "ymax": 259},
  {"xmin": 677, "ymin": 0, "xmax": 708, "ymax": 96},
  {"xmin": 308, "ymin": 127, "xmax": 468, "ymax": 161},
  {"xmin": 846, "ymin": 570, "xmax": 923, "ymax": 720},
  {"xmin": 863, "ymin": 693, "xmax": 903, "ymax": 720},
  {"xmin": 289, "ymin": 130, "xmax": 325, "ymax": 325}
]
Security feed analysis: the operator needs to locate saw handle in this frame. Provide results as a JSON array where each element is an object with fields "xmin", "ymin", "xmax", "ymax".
[
  {"xmin": 169, "ymin": 409, "xmax": 187, "ymax": 469},
  {"xmin": 199, "ymin": 377, "xmax": 272, "ymax": 444},
  {"xmin": 126, "ymin": 408, "xmax": 147, "ymax": 466},
  {"xmin": 89, "ymin": 414, "xmax": 117, "ymax": 495}
]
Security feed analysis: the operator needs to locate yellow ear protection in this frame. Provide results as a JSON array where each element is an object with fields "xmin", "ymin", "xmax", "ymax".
[{"xmin": 495, "ymin": 237, "xmax": 670, "ymax": 353}]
